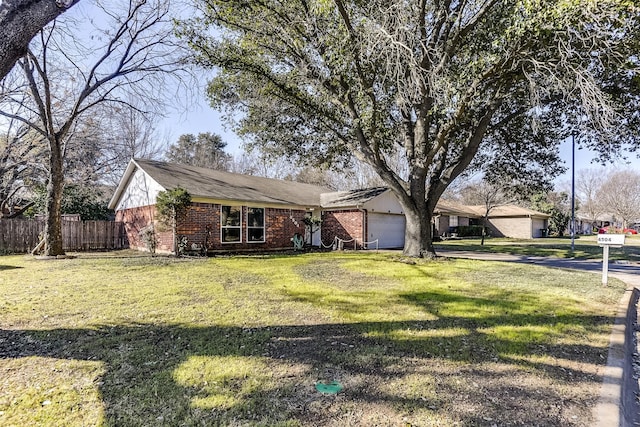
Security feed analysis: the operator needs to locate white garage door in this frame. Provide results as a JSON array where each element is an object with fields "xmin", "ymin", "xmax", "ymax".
[{"xmin": 368, "ymin": 213, "xmax": 405, "ymax": 249}]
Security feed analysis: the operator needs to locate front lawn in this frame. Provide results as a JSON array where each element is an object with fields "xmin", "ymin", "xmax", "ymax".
[{"xmin": 0, "ymin": 251, "xmax": 627, "ymax": 426}]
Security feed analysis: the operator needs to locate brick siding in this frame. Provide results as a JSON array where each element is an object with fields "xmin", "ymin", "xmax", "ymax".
[
  {"xmin": 320, "ymin": 210, "xmax": 365, "ymax": 247},
  {"xmin": 116, "ymin": 203, "xmax": 308, "ymax": 253},
  {"xmin": 115, "ymin": 205, "xmax": 173, "ymax": 253}
]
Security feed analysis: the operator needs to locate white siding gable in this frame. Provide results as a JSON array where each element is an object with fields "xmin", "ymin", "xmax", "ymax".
[
  {"xmin": 362, "ymin": 190, "xmax": 403, "ymax": 214},
  {"xmin": 115, "ymin": 167, "xmax": 165, "ymax": 210}
]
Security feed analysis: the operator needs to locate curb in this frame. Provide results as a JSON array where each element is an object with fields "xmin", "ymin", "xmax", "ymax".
[
  {"xmin": 593, "ymin": 288, "xmax": 640, "ymax": 427},
  {"xmin": 592, "ymin": 287, "xmax": 639, "ymax": 426}
]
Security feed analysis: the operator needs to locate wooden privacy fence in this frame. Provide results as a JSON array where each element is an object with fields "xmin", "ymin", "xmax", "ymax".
[{"xmin": 0, "ymin": 219, "xmax": 128, "ymax": 253}]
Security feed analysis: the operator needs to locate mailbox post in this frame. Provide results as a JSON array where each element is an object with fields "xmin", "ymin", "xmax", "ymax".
[{"xmin": 597, "ymin": 234, "xmax": 625, "ymax": 286}]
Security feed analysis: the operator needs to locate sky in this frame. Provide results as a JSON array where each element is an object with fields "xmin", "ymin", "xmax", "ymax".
[
  {"xmin": 555, "ymin": 137, "xmax": 639, "ymax": 190},
  {"xmin": 67, "ymin": 0, "xmax": 639, "ymax": 191}
]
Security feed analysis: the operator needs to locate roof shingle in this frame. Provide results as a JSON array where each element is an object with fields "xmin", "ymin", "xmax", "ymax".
[{"xmin": 131, "ymin": 159, "xmax": 331, "ymax": 207}]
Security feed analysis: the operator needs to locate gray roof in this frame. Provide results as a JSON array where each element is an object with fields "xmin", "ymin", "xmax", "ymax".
[
  {"xmin": 115, "ymin": 159, "xmax": 332, "ymax": 208},
  {"xmin": 434, "ymin": 199, "xmax": 480, "ymax": 217},
  {"xmin": 320, "ymin": 187, "xmax": 389, "ymax": 208},
  {"xmin": 466, "ymin": 205, "xmax": 550, "ymax": 218}
]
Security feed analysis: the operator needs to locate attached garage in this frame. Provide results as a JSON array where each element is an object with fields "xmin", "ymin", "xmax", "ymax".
[
  {"xmin": 368, "ymin": 212, "xmax": 405, "ymax": 249},
  {"xmin": 321, "ymin": 187, "xmax": 406, "ymax": 249},
  {"xmin": 531, "ymin": 218, "xmax": 548, "ymax": 238}
]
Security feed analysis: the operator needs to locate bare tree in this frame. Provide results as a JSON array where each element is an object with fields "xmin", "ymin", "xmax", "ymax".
[
  {"xmin": 575, "ymin": 168, "xmax": 605, "ymax": 229},
  {"xmin": 0, "ymin": 0, "xmax": 80, "ymax": 80},
  {"xmin": 332, "ymin": 159, "xmax": 386, "ymax": 190},
  {"xmin": 228, "ymin": 148, "xmax": 298, "ymax": 180},
  {"xmin": 110, "ymin": 106, "xmax": 166, "ymax": 163},
  {"xmin": 598, "ymin": 170, "xmax": 640, "ymax": 229},
  {"xmin": 0, "ymin": 120, "xmax": 47, "ymax": 216},
  {"xmin": 0, "ymin": 0, "xmax": 187, "ymax": 256},
  {"xmin": 460, "ymin": 178, "xmax": 513, "ymax": 245},
  {"xmin": 86, "ymin": 102, "xmax": 167, "ymax": 185}
]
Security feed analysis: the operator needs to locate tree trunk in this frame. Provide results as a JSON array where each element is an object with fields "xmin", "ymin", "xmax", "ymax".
[
  {"xmin": 44, "ymin": 137, "xmax": 65, "ymax": 256},
  {"xmin": 0, "ymin": 0, "xmax": 79, "ymax": 80},
  {"xmin": 402, "ymin": 202, "xmax": 436, "ymax": 258},
  {"xmin": 481, "ymin": 215, "xmax": 489, "ymax": 246}
]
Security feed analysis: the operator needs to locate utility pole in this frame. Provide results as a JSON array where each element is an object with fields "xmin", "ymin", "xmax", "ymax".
[{"xmin": 571, "ymin": 132, "xmax": 576, "ymax": 252}]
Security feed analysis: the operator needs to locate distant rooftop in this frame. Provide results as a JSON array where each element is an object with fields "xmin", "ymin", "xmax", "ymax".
[{"xmin": 466, "ymin": 205, "xmax": 550, "ymax": 218}]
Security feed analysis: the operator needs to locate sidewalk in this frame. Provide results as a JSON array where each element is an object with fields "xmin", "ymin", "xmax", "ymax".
[{"xmin": 438, "ymin": 249, "xmax": 640, "ymax": 427}]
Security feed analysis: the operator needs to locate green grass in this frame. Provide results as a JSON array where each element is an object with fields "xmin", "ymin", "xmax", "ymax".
[
  {"xmin": 435, "ymin": 234, "xmax": 640, "ymax": 261},
  {"xmin": 0, "ymin": 251, "xmax": 628, "ymax": 426}
]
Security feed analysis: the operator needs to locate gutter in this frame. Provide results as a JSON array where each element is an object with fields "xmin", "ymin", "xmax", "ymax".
[{"xmin": 359, "ymin": 206, "xmax": 367, "ymax": 248}]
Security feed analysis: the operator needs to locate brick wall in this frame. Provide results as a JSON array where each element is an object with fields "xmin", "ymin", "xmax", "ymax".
[
  {"xmin": 321, "ymin": 210, "xmax": 365, "ymax": 247},
  {"xmin": 115, "ymin": 205, "xmax": 173, "ymax": 253},
  {"xmin": 263, "ymin": 208, "xmax": 307, "ymax": 249},
  {"xmin": 116, "ymin": 203, "xmax": 308, "ymax": 253}
]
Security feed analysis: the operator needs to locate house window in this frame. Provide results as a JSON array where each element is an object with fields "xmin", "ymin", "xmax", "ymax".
[
  {"xmin": 247, "ymin": 207, "xmax": 265, "ymax": 243},
  {"xmin": 449, "ymin": 215, "xmax": 459, "ymax": 227},
  {"xmin": 221, "ymin": 205, "xmax": 241, "ymax": 243}
]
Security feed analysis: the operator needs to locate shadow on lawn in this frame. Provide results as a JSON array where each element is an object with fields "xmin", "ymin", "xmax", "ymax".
[{"xmin": 0, "ymin": 309, "xmax": 612, "ymax": 426}]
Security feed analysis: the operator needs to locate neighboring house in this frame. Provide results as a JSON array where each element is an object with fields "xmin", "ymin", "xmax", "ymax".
[
  {"xmin": 575, "ymin": 213, "xmax": 616, "ymax": 234},
  {"xmin": 110, "ymin": 159, "xmax": 552, "ymax": 254},
  {"xmin": 433, "ymin": 200, "xmax": 479, "ymax": 236},
  {"xmin": 109, "ymin": 159, "xmax": 329, "ymax": 254},
  {"xmin": 467, "ymin": 205, "xmax": 550, "ymax": 239},
  {"xmin": 320, "ymin": 190, "xmax": 550, "ymax": 246}
]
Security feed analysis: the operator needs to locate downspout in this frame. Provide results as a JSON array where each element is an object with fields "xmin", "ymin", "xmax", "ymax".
[{"xmin": 359, "ymin": 207, "xmax": 367, "ymax": 249}]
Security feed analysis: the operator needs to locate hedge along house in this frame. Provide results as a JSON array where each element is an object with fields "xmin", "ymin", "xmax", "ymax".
[{"xmin": 108, "ymin": 159, "xmax": 329, "ymax": 254}]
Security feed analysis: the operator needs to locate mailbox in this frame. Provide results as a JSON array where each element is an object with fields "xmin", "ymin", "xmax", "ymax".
[{"xmin": 597, "ymin": 234, "xmax": 625, "ymax": 286}]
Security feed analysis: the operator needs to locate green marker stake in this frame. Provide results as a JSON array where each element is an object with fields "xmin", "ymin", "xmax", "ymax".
[{"xmin": 315, "ymin": 381, "xmax": 343, "ymax": 394}]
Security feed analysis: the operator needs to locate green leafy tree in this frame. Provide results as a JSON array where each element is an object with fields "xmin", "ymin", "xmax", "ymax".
[
  {"xmin": 165, "ymin": 132, "xmax": 231, "ymax": 171},
  {"xmin": 472, "ymin": 113, "xmax": 566, "ymax": 199},
  {"xmin": 156, "ymin": 187, "xmax": 192, "ymax": 256},
  {"xmin": 27, "ymin": 184, "xmax": 112, "ymax": 220},
  {"xmin": 530, "ymin": 192, "xmax": 571, "ymax": 237},
  {"xmin": 181, "ymin": 0, "xmax": 638, "ymax": 257}
]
